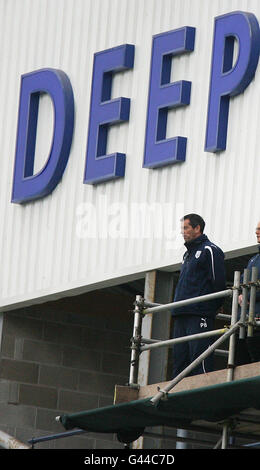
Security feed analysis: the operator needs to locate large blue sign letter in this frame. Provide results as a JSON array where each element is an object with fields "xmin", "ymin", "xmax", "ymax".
[
  {"xmin": 205, "ymin": 11, "xmax": 260, "ymax": 152},
  {"xmin": 84, "ymin": 44, "xmax": 135, "ymax": 184},
  {"xmin": 143, "ymin": 27, "xmax": 195, "ymax": 169},
  {"xmin": 12, "ymin": 68, "xmax": 74, "ymax": 203}
]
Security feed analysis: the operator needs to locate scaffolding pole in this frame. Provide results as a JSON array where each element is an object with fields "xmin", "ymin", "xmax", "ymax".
[
  {"xmin": 143, "ymin": 289, "xmax": 232, "ymax": 315},
  {"xmin": 248, "ymin": 267, "xmax": 258, "ymax": 337},
  {"xmin": 221, "ymin": 271, "xmax": 240, "ymax": 449},
  {"xmin": 0, "ymin": 430, "xmax": 29, "ymax": 449},
  {"xmin": 239, "ymin": 269, "xmax": 250, "ymax": 339},
  {"xmin": 150, "ymin": 321, "xmax": 241, "ymax": 405},
  {"xmin": 140, "ymin": 327, "xmax": 228, "ymax": 352},
  {"xmin": 226, "ymin": 271, "xmax": 240, "ymax": 382},
  {"xmin": 129, "ymin": 295, "xmax": 143, "ymax": 387}
]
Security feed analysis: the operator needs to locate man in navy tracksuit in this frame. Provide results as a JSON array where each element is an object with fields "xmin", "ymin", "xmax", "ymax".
[
  {"xmin": 172, "ymin": 214, "xmax": 226, "ymax": 378},
  {"xmin": 236, "ymin": 220, "xmax": 260, "ymax": 364}
]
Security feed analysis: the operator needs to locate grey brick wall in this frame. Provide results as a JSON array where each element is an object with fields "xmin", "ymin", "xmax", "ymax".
[{"xmin": 0, "ymin": 289, "xmax": 134, "ymax": 449}]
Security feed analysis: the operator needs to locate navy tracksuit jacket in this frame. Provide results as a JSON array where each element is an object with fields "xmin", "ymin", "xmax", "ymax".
[
  {"xmin": 236, "ymin": 246, "xmax": 260, "ymax": 365},
  {"xmin": 172, "ymin": 234, "xmax": 226, "ymax": 377},
  {"xmin": 244, "ymin": 245, "xmax": 260, "ymax": 315}
]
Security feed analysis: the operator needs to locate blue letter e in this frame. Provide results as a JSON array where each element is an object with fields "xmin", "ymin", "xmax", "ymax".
[
  {"xmin": 12, "ymin": 68, "xmax": 74, "ymax": 203},
  {"xmin": 84, "ymin": 44, "xmax": 135, "ymax": 184},
  {"xmin": 143, "ymin": 27, "xmax": 195, "ymax": 169}
]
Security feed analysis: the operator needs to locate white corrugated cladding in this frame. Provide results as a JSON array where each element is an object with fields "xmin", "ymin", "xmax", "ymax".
[{"xmin": 0, "ymin": 0, "xmax": 259, "ymax": 310}]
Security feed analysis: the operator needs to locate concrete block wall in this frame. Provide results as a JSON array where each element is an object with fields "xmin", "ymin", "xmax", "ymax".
[{"xmin": 0, "ymin": 289, "xmax": 134, "ymax": 449}]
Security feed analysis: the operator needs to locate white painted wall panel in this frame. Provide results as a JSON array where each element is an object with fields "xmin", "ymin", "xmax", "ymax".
[{"xmin": 0, "ymin": 0, "xmax": 260, "ymax": 310}]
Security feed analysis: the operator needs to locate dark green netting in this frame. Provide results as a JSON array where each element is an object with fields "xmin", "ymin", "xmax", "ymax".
[{"xmin": 60, "ymin": 376, "xmax": 260, "ymax": 443}]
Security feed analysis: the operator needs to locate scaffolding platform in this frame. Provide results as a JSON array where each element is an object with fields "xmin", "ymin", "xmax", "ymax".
[{"xmin": 58, "ymin": 362, "xmax": 260, "ymax": 446}]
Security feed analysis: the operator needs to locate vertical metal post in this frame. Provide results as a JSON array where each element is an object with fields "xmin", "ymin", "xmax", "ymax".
[
  {"xmin": 222, "ymin": 271, "xmax": 240, "ymax": 449},
  {"xmin": 134, "ymin": 271, "xmax": 174, "ymax": 450},
  {"xmin": 239, "ymin": 269, "xmax": 250, "ymax": 339},
  {"xmin": 227, "ymin": 271, "xmax": 240, "ymax": 382},
  {"xmin": 221, "ymin": 423, "xmax": 229, "ymax": 450},
  {"xmin": 129, "ymin": 295, "xmax": 143, "ymax": 387},
  {"xmin": 133, "ymin": 272, "xmax": 157, "ymax": 451},
  {"xmin": 137, "ymin": 272, "xmax": 157, "ymax": 387},
  {"xmin": 176, "ymin": 429, "xmax": 188, "ymax": 449},
  {"xmin": 247, "ymin": 267, "xmax": 258, "ymax": 337}
]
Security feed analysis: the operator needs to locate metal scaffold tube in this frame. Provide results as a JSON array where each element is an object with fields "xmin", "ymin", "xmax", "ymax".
[
  {"xmin": 140, "ymin": 327, "xmax": 228, "ymax": 352},
  {"xmin": 0, "ymin": 430, "xmax": 29, "ymax": 449},
  {"xmin": 129, "ymin": 295, "xmax": 144, "ymax": 387},
  {"xmin": 248, "ymin": 267, "xmax": 258, "ymax": 337},
  {"xmin": 143, "ymin": 289, "xmax": 232, "ymax": 315},
  {"xmin": 226, "ymin": 271, "xmax": 240, "ymax": 383},
  {"xmin": 239, "ymin": 268, "xmax": 250, "ymax": 340},
  {"xmin": 150, "ymin": 321, "xmax": 241, "ymax": 405},
  {"xmin": 221, "ymin": 271, "xmax": 240, "ymax": 449},
  {"xmin": 221, "ymin": 423, "xmax": 229, "ymax": 450}
]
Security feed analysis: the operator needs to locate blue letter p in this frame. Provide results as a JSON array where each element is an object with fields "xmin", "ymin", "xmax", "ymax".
[{"xmin": 205, "ymin": 11, "xmax": 260, "ymax": 152}]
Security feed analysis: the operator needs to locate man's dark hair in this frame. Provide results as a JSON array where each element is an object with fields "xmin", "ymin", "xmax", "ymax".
[{"xmin": 182, "ymin": 213, "xmax": 205, "ymax": 233}]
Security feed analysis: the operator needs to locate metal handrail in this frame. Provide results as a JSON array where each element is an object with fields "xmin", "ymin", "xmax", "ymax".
[
  {"xmin": 140, "ymin": 327, "xmax": 228, "ymax": 352},
  {"xmin": 143, "ymin": 289, "xmax": 233, "ymax": 315}
]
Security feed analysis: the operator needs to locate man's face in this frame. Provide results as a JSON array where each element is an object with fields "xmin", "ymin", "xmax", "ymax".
[
  {"xmin": 181, "ymin": 219, "xmax": 201, "ymax": 243},
  {"xmin": 256, "ymin": 221, "xmax": 260, "ymax": 243}
]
